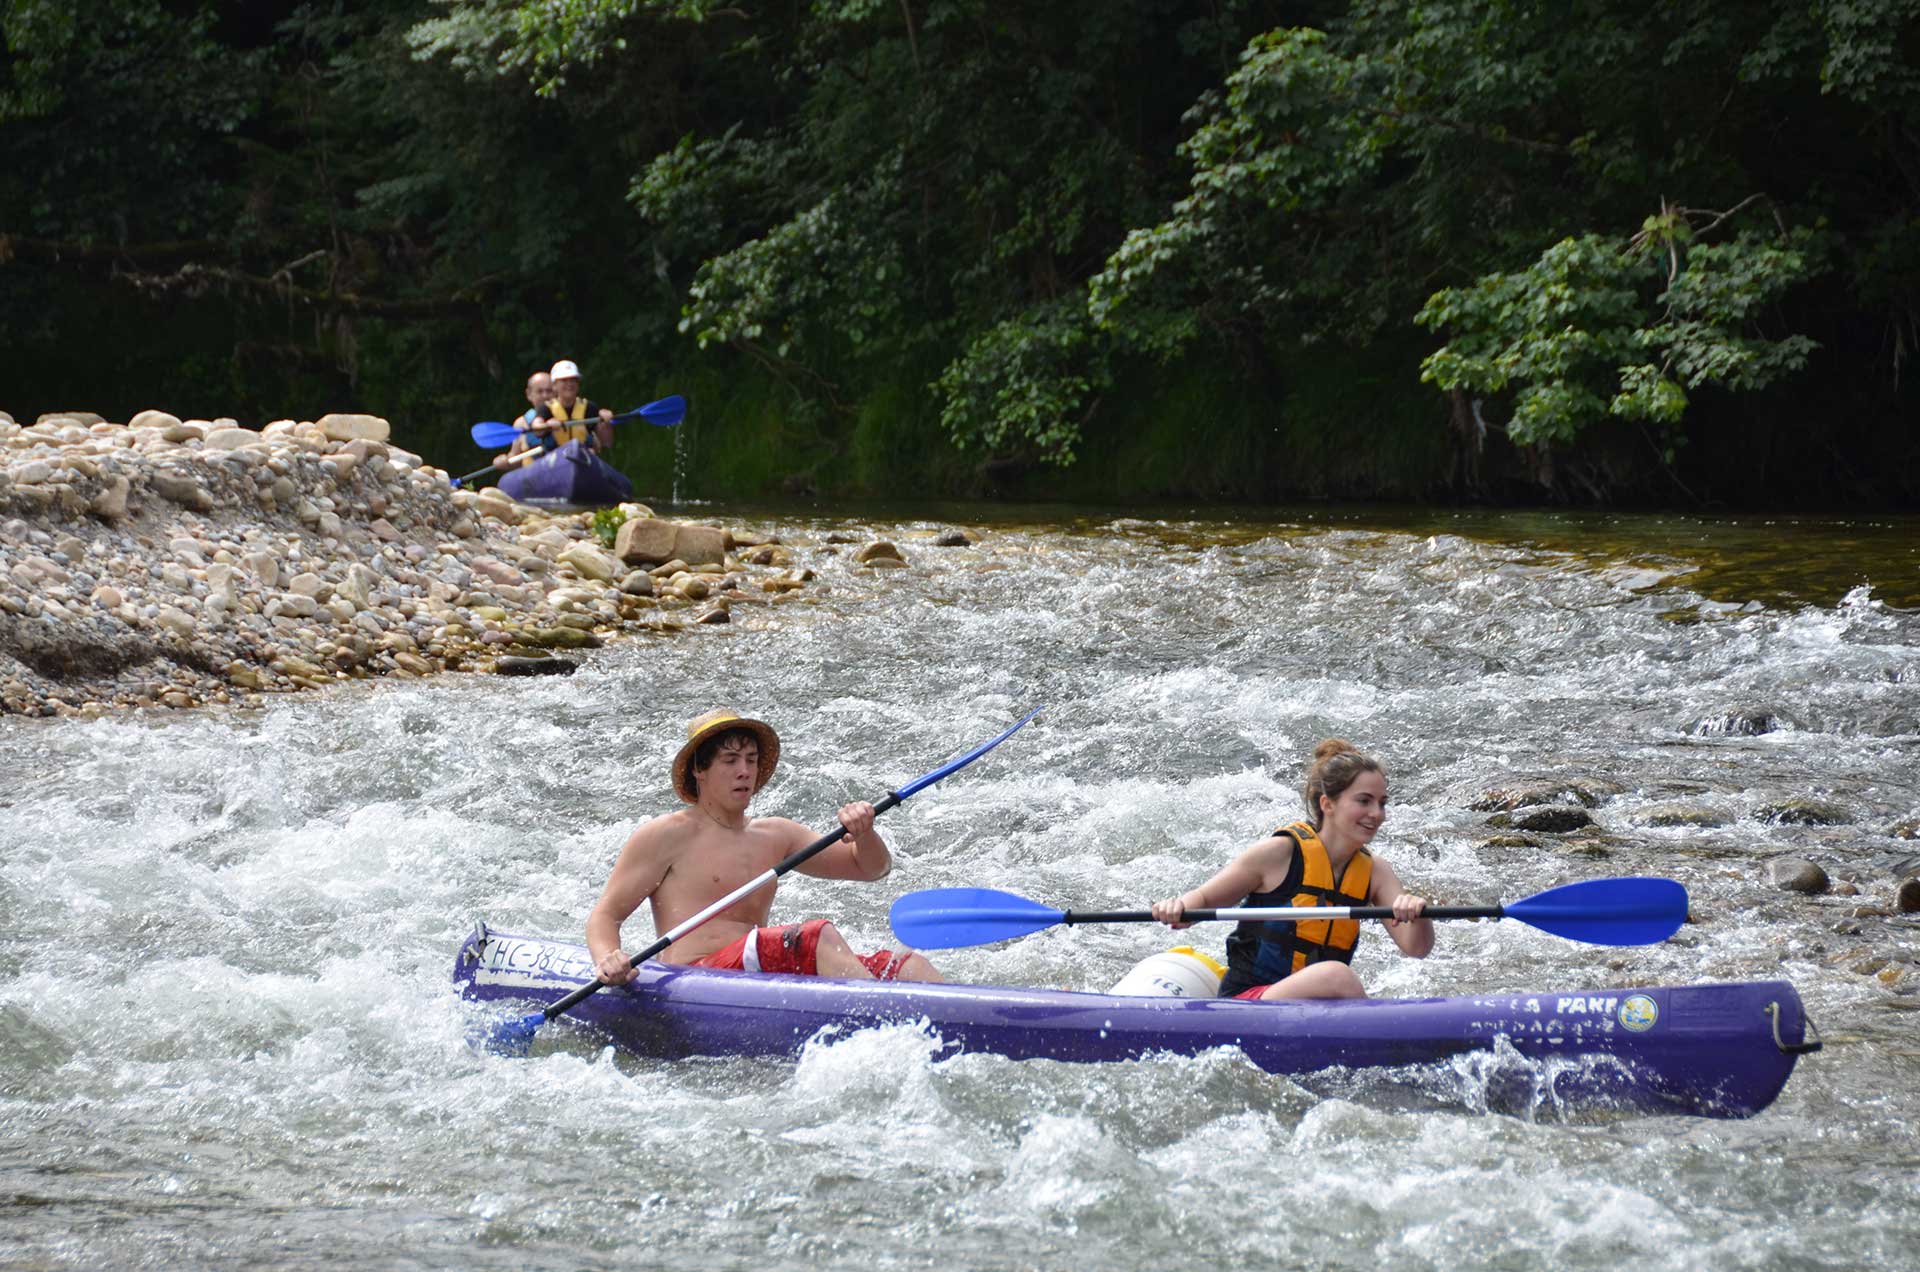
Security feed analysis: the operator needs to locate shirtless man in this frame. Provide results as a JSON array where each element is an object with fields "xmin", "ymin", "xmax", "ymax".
[
  {"xmin": 587, "ymin": 709, "xmax": 943, "ymax": 985},
  {"xmin": 491, "ymin": 369, "xmax": 552, "ymax": 470}
]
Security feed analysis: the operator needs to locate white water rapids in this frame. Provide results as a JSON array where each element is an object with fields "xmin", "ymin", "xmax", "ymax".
[{"xmin": 3, "ymin": 506, "xmax": 1917, "ymax": 1270}]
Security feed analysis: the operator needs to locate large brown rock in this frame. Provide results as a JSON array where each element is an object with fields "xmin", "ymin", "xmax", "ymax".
[
  {"xmin": 614, "ymin": 517, "xmax": 680, "ymax": 565},
  {"xmin": 614, "ymin": 518, "xmax": 728, "ymax": 569},
  {"xmin": 672, "ymin": 524, "xmax": 728, "ymax": 569}
]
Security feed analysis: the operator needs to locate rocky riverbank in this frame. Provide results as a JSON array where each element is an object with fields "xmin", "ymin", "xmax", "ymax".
[{"xmin": 0, "ymin": 408, "xmax": 908, "ymax": 717}]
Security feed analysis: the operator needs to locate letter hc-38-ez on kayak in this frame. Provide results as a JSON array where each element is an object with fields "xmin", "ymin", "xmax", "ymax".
[{"xmin": 453, "ymin": 924, "xmax": 1820, "ymax": 1119}]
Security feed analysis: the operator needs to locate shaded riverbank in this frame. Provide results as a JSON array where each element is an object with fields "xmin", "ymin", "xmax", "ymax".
[{"xmin": 0, "ymin": 410, "xmax": 947, "ymax": 716}]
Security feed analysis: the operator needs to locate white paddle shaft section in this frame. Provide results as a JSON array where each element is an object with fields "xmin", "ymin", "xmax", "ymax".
[{"xmin": 658, "ymin": 869, "xmax": 778, "ymax": 946}]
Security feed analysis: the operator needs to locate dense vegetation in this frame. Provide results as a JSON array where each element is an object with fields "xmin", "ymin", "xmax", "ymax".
[{"xmin": 4, "ymin": 1, "xmax": 1916, "ymax": 506}]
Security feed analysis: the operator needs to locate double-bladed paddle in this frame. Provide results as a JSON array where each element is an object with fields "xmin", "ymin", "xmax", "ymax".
[
  {"xmin": 484, "ymin": 706, "xmax": 1045, "ymax": 1056},
  {"xmin": 888, "ymin": 876, "xmax": 1690, "ymax": 951},
  {"xmin": 469, "ymin": 394, "xmax": 687, "ymax": 449},
  {"xmin": 450, "ymin": 444, "xmax": 545, "ymax": 489}
]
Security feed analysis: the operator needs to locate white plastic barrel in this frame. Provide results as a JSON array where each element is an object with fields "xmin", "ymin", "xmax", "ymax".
[{"xmin": 1106, "ymin": 946, "xmax": 1226, "ymax": 998}]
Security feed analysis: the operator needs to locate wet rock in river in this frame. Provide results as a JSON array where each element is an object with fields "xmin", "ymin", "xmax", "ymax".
[
  {"xmin": 492, "ymin": 655, "xmax": 576, "ymax": 677},
  {"xmin": 1640, "ymin": 802, "xmax": 1732, "ymax": 829},
  {"xmin": 1486, "ymin": 805, "xmax": 1594, "ymax": 834},
  {"xmin": 1897, "ymin": 877, "xmax": 1920, "ymax": 913},
  {"xmin": 1755, "ymin": 798, "xmax": 1852, "ymax": 826},
  {"xmin": 1687, "ymin": 710, "xmax": 1782, "ymax": 736},
  {"xmin": 1769, "ymin": 856, "xmax": 1831, "ymax": 894},
  {"xmin": 856, "ymin": 540, "xmax": 906, "ymax": 567},
  {"xmin": 1469, "ymin": 776, "xmax": 1623, "ymax": 811}
]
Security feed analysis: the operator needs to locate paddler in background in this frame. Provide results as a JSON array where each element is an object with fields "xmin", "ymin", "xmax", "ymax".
[
  {"xmin": 534, "ymin": 357, "xmax": 614, "ymax": 452},
  {"xmin": 588, "ymin": 710, "xmax": 944, "ymax": 986},
  {"xmin": 490, "ymin": 368, "xmax": 552, "ymax": 470},
  {"xmin": 1151, "ymin": 738, "xmax": 1431, "ymax": 999}
]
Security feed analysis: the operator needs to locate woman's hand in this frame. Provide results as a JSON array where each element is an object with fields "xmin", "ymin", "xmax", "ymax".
[
  {"xmin": 1151, "ymin": 896, "xmax": 1193, "ymax": 929},
  {"xmin": 1386, "ymin": 893, "xmax": 1427, "ymax": 928}
]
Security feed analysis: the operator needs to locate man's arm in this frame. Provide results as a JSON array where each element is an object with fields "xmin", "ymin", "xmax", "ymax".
[
  {"xmin": 586, "ymin": 820, "xmax": 676, "ymax": 983},
  {"xmin": 791, "ymin": 801, "xmax": 891, "ymax": 882}
]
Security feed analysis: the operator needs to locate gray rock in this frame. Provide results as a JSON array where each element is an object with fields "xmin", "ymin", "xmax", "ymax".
[{"xmin": 1769, "ymin": 856, "xmax": 1831, "ymax": 894}]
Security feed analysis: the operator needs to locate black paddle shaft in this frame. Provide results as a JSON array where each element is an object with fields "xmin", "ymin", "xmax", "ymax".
[
  {"xmin": 1059, "ymin": 904, "xmax": 1506, "ymax": 925},
  {"xmin": 538, "ymin": 791, "xmax": 906, "ymax": 1021}
]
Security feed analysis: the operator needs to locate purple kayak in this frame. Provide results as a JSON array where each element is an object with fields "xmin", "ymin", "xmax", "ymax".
[
  {"xmin": 453, "ymin": 923, "xmax": 1819, "ymax": 1118},
  {"xmin": 498, "ymin": 439, "xmax": 634, "ymax": 508}
]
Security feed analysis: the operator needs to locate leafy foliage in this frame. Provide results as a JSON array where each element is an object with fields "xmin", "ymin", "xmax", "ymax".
[{"xmin": 2, "ymin": 0, "xmax": 1916, "ymax": 503}]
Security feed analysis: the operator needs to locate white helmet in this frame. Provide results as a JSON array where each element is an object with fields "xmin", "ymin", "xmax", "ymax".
[{"xmin": 549, "ymin": 359, "xmax": 581, "ymax": 382}]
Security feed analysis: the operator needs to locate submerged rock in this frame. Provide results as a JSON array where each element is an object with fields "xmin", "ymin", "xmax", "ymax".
[
  {"xmin": 1469, "ymin": 776, "xmax": 1624, "ymax": 811},
  {"xmin": 492, "ymin": 655, "xmax": 576, "ymax": 677}
]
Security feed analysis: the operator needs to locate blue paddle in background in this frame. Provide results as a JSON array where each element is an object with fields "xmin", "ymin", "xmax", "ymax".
[
  {"xmin": 483, "ymin": 706, "xmax": 1045, "ymax": 1056},
  {"xmin": 889, "ymin": 877, "xmax": 1690, "ymax": 950},
  {"xmin": 469, "ymin": 393, "xmax": 687, "ymax": 449}
]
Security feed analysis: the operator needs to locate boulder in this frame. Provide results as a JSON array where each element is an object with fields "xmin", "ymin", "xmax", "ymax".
[
  {"xmin": 90, "ymin": 476, "xmax": 130, "ymax": 522},
  {"xmin": 1768, "ymin": 856, "xmax": 1830, "ymax": 894},
  {"xmin": 614, "ymin": 517, "xmax": 680, "ymax": 566},
  {"xmin": 558, "ymin": 543, "xmax": 620, "ymax": 581},
  {"xmin": 202, "ymin": 427, "xmax": 258, "ymax": 450},
  {"xmin": 674, "ymin": 524, "xmax": 728, "ymax": 569},
  {"xmin": 856, "ymin": 540, "xmax": 905, "ymax": 565},
  {"xmin": 315, "ymin": 413, "xmax": 391, "ymax": 443},
  {"xmin": 149, "ymin": 470, "xmax": 214, "ymax": 512}
]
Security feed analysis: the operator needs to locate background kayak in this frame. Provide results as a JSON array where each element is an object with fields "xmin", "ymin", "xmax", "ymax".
[{"xmin": 498, "ymin": 438, "xmax": 635, "ymax": 507}]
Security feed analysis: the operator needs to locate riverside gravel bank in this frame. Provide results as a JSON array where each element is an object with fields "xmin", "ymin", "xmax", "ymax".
[{"xmin": 0, "ymin": 408, "xmax": 882, "ymax": 718}]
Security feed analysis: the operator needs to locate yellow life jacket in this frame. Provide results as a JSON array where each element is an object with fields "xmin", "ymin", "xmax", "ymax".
[
  {"xmin": 542, "ymin": 397, "xmax": 593, "ymax": 446},
  {"xmin": 1221, "ymin": 820, "xmax": 1373, "ymax": 991}
]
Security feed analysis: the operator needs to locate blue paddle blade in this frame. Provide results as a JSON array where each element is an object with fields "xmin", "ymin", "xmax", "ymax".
[
  {"xmin": 470, "ymin": 420, "xmax": 521, "ymax": 448},
  {"xmin": 636, "ymin": 394, "xmax": 687, "ymax": 426},
  {"xmin": 1504, "ymin": 876, "xmax": 1689, "ymax": 946},
  {"xmin": 479, "ymin": 1010, "xmax": 546, "ymax": 1057},
  {"xmin": 889, "ymin": 887, "xmax": 1066, "ymax": 950}
]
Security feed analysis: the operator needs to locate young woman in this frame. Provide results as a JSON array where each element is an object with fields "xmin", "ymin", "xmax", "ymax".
[{"xmin": 1152, "ymin": 739, "xmax": 1431, "ymax": 1000}]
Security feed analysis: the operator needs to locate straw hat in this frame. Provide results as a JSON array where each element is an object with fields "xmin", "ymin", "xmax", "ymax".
[{"xmin": 673, "ymin": 709, "xmax": 780, "ymax": 803}]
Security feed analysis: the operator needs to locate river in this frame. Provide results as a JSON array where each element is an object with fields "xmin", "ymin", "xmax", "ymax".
[{"xmin": 3, "ymin": 503, "xmax": 1917, "ymax": 1270}]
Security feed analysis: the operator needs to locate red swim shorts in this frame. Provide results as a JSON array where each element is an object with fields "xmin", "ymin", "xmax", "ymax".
[
  {"xmin": 1232, "ymin": 984, "xmax": 1274, "ymax": 1001},
  {"xmin": 694, "ymin": 918, "xmax": 909, "ymax": 980}
]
